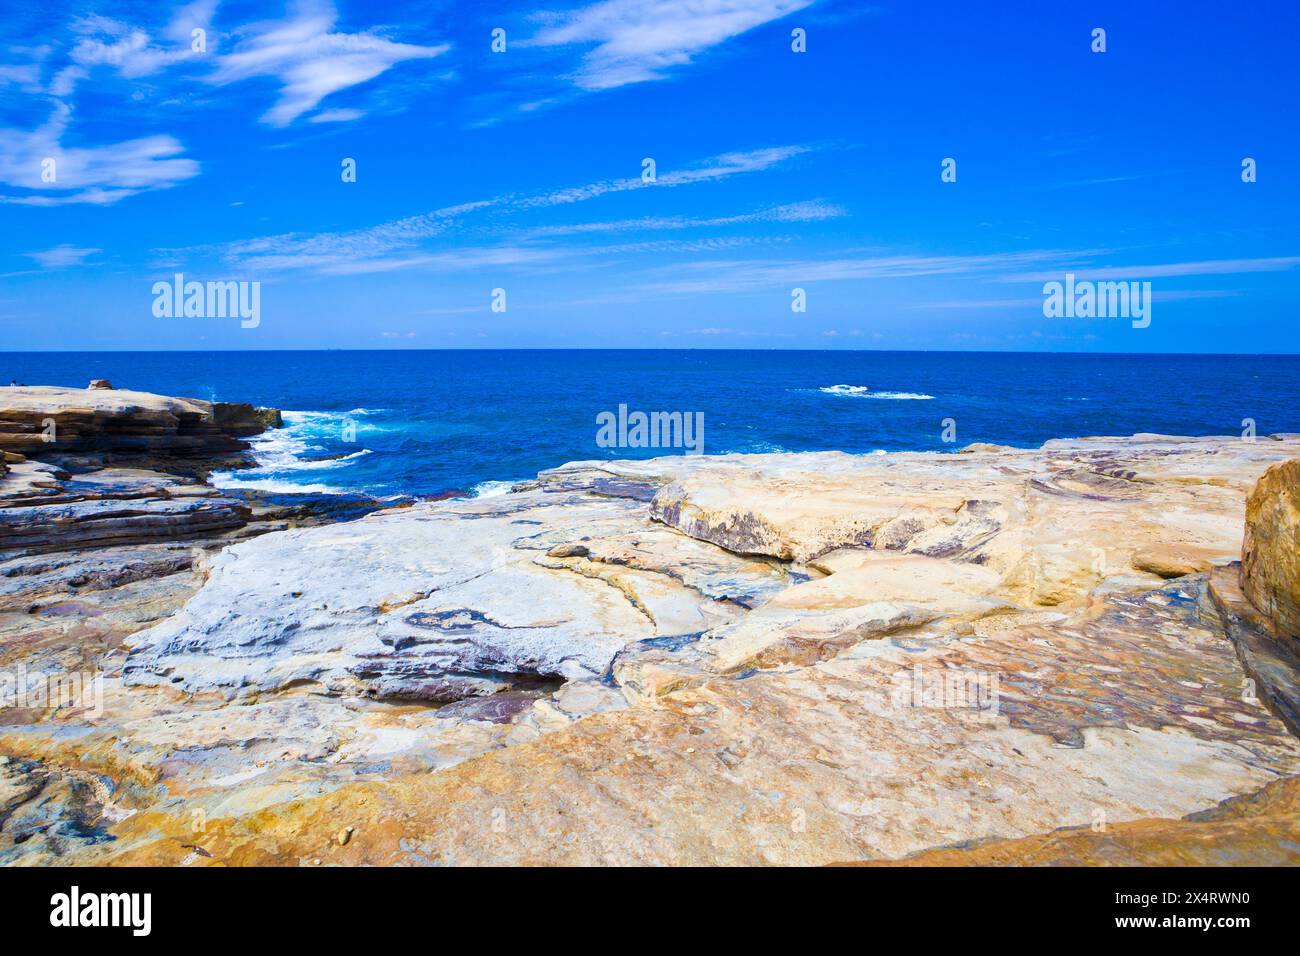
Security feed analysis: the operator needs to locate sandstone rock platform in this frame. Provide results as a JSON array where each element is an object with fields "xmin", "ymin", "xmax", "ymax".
[
  {"xmin": 3, "ymin": 410, "xmax": 1299, "ymax": 866},
  {"xmin": 0, "ymin": 385, "xmax": 278, "ymax": 461}
]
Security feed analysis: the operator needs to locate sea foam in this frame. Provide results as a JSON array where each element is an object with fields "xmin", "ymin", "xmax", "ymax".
[{"xmin": 819, "ymin": 385, "xmax": 934, "ymax": 400}]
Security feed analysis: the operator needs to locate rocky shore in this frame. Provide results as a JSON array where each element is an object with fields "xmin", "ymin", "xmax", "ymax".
[{"xmin": 1, "ymin": 384, "xmax": 1298, "ymax": 865}]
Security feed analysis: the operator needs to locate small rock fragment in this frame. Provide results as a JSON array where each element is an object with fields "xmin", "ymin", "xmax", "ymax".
[{"xmin": 547, "ymin": 543, "xmax": 590, "ymax": 558}]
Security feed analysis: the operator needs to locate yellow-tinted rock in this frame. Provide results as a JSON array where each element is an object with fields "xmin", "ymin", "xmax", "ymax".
[
  {"xmin": 847, "ymin": 775, "xmax": 1300, "ymax": 866},
  {"xmin": 9, "ymin": 433, "xmax": 1300, "ymax": 866},
  {"xmin": 1131, "ymin": 544, "xmax": 1218, "ymax": 578},
  {"xmin": 1241, "ymin": 458, "xmax": 1300, "ymax": 641}
]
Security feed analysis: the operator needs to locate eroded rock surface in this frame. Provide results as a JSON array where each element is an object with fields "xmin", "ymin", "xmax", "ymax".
[
  {"xmin": 847, "ymin": 775, "xmax": 1300, "ymax": 866},
  {"xmin": 5, "ymin": 428, "xmax": 1300, "ymax": 865},
  {"xmin": 0, "ymin": 386, "xmax": 290, "ymax": 557},
  {"xmin": 0, "ymin": 385, "xmax": 276, "ymax": 460},
  {"xmin": 124, "ymin": 489, "xmax": 766, "ymax": 700},
  {"xmin": 1201, "ymin": 458, "xmax": 1300, "ymax": 739},
  {"xmin": 0, "ymin": 386, "xmax": 399, "ymax": 863},
  {"xmin": 1241, "ymin": 458, "xmax": 1300, "ymax": 645}
]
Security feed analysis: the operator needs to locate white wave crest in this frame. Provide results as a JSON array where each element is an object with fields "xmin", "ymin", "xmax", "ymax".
[
  {"xmin": 819, "ymin": 385, "xmax": 933, "ymax": 400},
  {"xmin": 471, "ymin": 480, "xmax": 516, "ymax": 499},
  {"xmin": 211, "ymin": 409, "xmax": 377, "ymax": 494},
  {"xmin": 820, "ymin": 384, "xmax": 870, "ymax": 395},
  {"xmin": 209, "ymin": 475, "xmax": 352, "ymax": 495}
]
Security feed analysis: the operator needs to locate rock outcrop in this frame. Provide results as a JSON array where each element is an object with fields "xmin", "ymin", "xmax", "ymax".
[
  {"xmin": 0, "ymin": 385, "xmax": 278, "ymax": 459},
  {"xmin": 0, "ymin": 386, "xmax": 286, "ymax": 555},
  {"xmin": 4, "ymin": 421, "xmax": 1300, "ymax": 866},
  {"xmin": 1241, "ymin": 458, "xmax": 1300, "ymax": 645},
  {"xmin": 1208, "ymin": 458, "xmax": 1300, "ymax": 736},
  {"xmin": 0, "ymin": 468, "xmax": 252, "ymax": 554},
  {"xmin": 123, "ymin": 436, "xmax": 1296, "ymax": 702},
  {"xmin": 0, "ymin": 385, "xmax": 398, "ymax": 863}
]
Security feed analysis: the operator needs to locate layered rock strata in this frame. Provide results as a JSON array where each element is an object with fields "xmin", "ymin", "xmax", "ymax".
[
  {"xmin": 0, "ymin": 386, "xmax": 282, "ymax": 555},
  {"xmin": 1208, "ymin": 457, "xmax": 1300, "ymax": 735},
  {"xmin": 1241, "ymin": 458, "xmax": 1300, "ymax": 646},
  {"xmin": 0, "ymin": 385, "xmax": 278, "ymax": 460}
]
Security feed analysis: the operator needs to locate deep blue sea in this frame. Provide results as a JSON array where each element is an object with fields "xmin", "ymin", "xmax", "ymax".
[{"xmin": 5, "ymin": 351, "xmax": 1298, "ymax": 499}]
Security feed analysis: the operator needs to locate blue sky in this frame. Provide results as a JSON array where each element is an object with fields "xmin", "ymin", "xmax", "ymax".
[{"xmin": 0, "ymin": 0, "xmax": 1297, "ymax": 352}]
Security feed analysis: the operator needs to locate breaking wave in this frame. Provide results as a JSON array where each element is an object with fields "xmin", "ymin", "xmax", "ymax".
[{"xmin": 819, "ymin": 385, "xmax": 934, "ymax": 400}]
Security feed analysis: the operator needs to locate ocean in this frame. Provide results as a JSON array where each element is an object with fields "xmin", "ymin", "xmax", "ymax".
[{"xmin": 5, "ymin": 350, "xmax": 1298, "ymax": 499}]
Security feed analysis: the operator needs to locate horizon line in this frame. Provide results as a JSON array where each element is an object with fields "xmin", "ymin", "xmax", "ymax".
[{"xmin": 2, "ymin": 347, "xmax": 1299, "ymax": 357}]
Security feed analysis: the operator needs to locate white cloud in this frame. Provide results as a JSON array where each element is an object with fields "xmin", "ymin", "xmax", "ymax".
[
  {"xmin": 164, "ymin": 0, "xmax": 221, "ymax": 45},
  {"xmin": 0, "ymin": 103, "xmax": 199, "ymax": 205},
  {"xmin": 0, "ymin": 2, "xmax": 445, "ymax": 202},
  {"xmin": 55, "ymin": 5, "xmax": 218, "ymax": 95},
  {"xmin": 524, "ymin": 198, "xmax": 844, "ymax": 238},
  {"xmin": 309, "ymin": 108, "xmax": 366, "ymax": 123},
  {"xmin": 906, "ymin": 297, "xmax": 1042, "ymax": 310},
  {"xmin": 0, "ymin": 62, "xmax": 44, "ymax": 92},
  {"xmin": 764, "ymin": 199, "xmax": 842, "ymax": 221},
  {"xmin": 11, "ymin": 1, "xmax": 444, "ymax": 140},
  {"xmin": 68, "ymin": 24, "xmax": 183, "ymax": 78},
  {"xmin": 997, "ymin": 257, "xmax": 1300, "ymax": 283},
  {"xmin": 185, "ymin": 146, "xmax": 814, "ymax": 274},
  {"xmin": 184, "ymin": 199, "xmax": 496, "ymax": 272},
  {"xmin": 520, "ymin": 145, "xmax": 809, "ymax": 208},
  {"xmin": 25, "ymin": 244, "xmax": 101, "ymax": 268},
  {"xmin": 906, "ymin": 289, "xmax": 1247, "ymax": 310},
  {"xmin": 529, "ymin": 0, "xmax": 814, "ymax": 90},
  {"xmin": 632, "ymin": 250, "xmax": 1096, "ymax": 296},
  {"xmin": 208, "ymin": 1, "xmax": 449, "ymax": 126},
  {"xmin": 312, "ymin": 246, "xmax": 560, "ymax": 276}
]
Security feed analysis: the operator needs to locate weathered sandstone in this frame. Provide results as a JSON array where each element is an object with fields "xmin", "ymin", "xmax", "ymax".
[
  {"xmin": 0, "ymin": 386, "xmax": 290, "ymax": 556},
  {"xmin": 0, "ymin": 385, "xmax": 277, "ymax": 459},
  {"xmin": 3, "ymin": 412, "xmax": 1300, "ymax": 866},
  {"xmin": 1241, "ymin": 458, "xmax": 1300, "ymax": 645},
  {"xmin": 847, "ymin": 775, "xmax": 1300, "ymax": 866}
]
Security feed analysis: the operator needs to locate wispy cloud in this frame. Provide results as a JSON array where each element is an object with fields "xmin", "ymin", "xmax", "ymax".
[
  {"xmin": 998, "ymin": 256, "xmax": 1300, "ymax": 283},
  {"xmin": 171, "ymin": 145, "xmax": 816, "ymax": 274},
  {"xmin": 633, "ymin": 250, "xmax": 1095, "ymax": 296},
  {"xmin": 905, "ymin": 297, "xmax": 1043, "ymax": 310},
  {"xmin": 0, "ymin": 103, "xmax": 199, "ymax": 205},
  {"xmin": 0, "ymin": 57, "xmax": 46, "ymax": 93},
  {"xmin": 41, "ymin": 2, "xmax": 448, "ymax": 127},
  {"xmin": 39, "ymin": 4, "xmax": 219, "ymax": 98},
  {"xmin": 162, "ymin": 199, "xmax": 497, "ymax": 272},
  {"xmin": 523, "ymin": 198, "xmax": 843, "ymax": 238},
  {"xmin": 208, "ymin": 1, "xmax": 449, "ymax": 126},
  {"xmin": 0, "ymin": 1, "xmax": 434, "ymax": 207},
  {"xmin": 25, "ymin": 244, "xmax": 100, "ymax": 269},
  {"xmin": 309, "ymin": 107, "xmax": 366, "ymax": 124},
  {"xmin": 528, "ymin": 0, "xmax": 813, "ymax": 90},
  {"xmin": 519, "ymin": 145, "xmax": 811, "ymax": 208},
  {"xmin": 0, "ymin": 1, "xmax": 449, "ymax": 205},
  {"xmin": 907, "ymin": 289, "xmax": 1246, "ymax": 313},
  {"xmin": 58, "ymin": 5, "xmax": 215, "ymax": 89}
]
